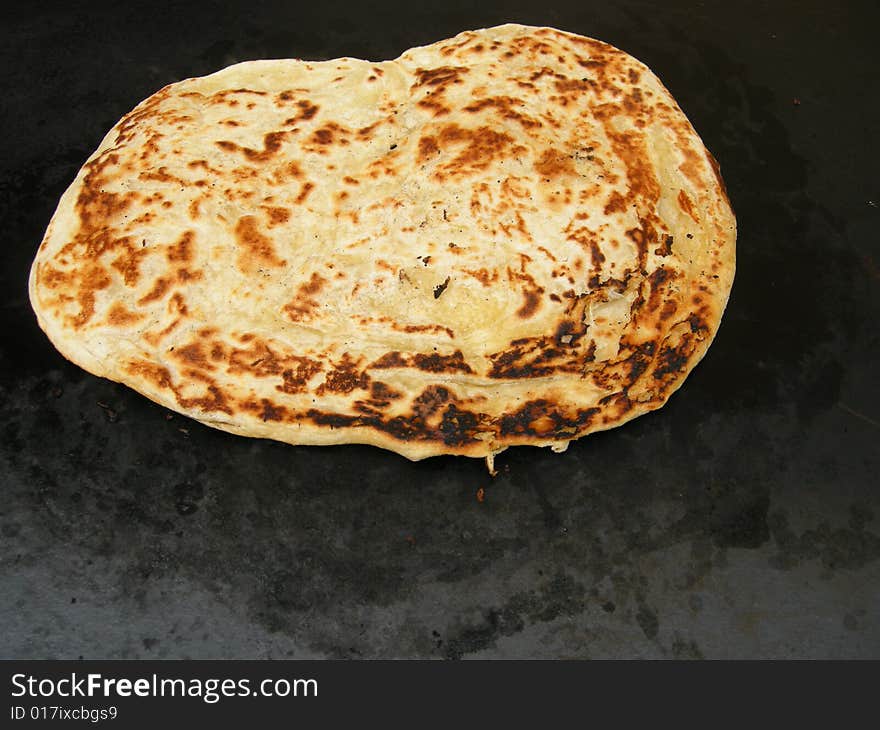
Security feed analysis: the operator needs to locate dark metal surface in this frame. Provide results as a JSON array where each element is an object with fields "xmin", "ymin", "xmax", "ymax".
[{"xmin": 1, "ymin": 0, "xmax": 878, "ymax": 658}]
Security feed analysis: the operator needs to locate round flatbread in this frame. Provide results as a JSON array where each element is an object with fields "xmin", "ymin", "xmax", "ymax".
[{"xmin": 29, "ymin": 24, "xmax": 736, "ymax": 465}]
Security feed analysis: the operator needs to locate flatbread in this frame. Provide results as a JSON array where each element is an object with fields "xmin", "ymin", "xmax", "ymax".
[{"xmin": 29, "ymin": 24, "xmax": 735, "ymax": 465}]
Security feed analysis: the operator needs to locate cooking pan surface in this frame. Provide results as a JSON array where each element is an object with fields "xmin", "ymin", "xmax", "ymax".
[{"xmin": 1, "ymin": 0, "xmax": 878, "ymax": 658}]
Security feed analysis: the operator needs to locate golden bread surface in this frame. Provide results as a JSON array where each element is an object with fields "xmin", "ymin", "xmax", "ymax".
[{"xmin": 30, "ymin": 24, "xmax": 736, "ymax": 461}]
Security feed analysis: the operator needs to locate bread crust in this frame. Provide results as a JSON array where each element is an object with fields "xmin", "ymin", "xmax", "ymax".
[{"xmin": 29, "ymin": 24, "xmax": 736, "ymax": 462}]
